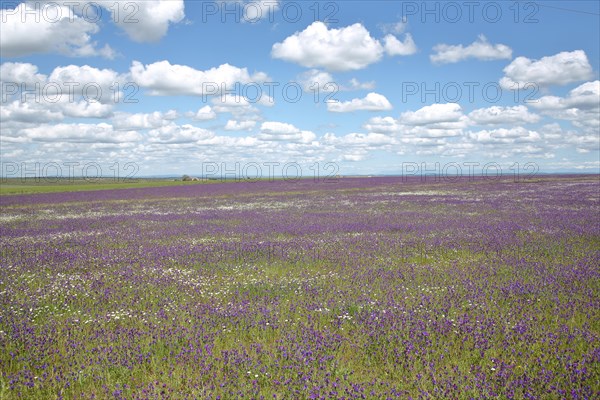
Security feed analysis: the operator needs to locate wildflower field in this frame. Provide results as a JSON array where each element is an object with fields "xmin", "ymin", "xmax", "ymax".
[{"xmin": 1, "ymin": 175, "xmax": 599, "ymax": 399}]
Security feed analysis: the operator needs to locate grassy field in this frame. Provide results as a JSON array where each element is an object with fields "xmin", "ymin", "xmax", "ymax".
[
  {"xmin": 0, "ymin": 179, "xmax": 204, "ymax": 196},
  {"xmin": 1, "ymin": 176, "xmax": 598, "ymax": 399}
]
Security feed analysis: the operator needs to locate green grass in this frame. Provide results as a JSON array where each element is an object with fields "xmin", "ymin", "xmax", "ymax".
[{"xmin": 0, "ymin": 179, "xmax": 204, "ymax": 195}]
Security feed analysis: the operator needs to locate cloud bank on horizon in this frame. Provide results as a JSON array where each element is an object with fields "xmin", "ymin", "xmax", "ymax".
[{"xmin": 1, "ymin": 0, "xmax": 599, "ymax": 176}]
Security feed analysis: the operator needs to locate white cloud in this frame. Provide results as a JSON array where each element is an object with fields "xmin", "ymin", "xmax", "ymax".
[
  {"xmin": 363, "ymin": 104, "xmax": 467, "ymax": 136},
  {"xmin": 436, "ymin": 141, "xmax": 478, "ymax": 157},
  {"xmin": 224, "ymin": 120, "xmax": 257, "ymax": 131},
  {"xmin": 59, "ymin": 101, "xmax": 114, "ymax": 118},
  {"xmin": 531, "ymin": 81, "xmax": 600, "ymax": 111},
  {"xmin": 323, "ymin": 132, "xmax": 394, "ymax": 147},
  {"xmin": 0, "ymin": 1, "xmax": 184, "ymax": 58},
  {"xmin": 199, "ymin": 135, "xmax": 260, "ymax": 148},
  {"xmin": 402, "ymin": 126, "xmax": 463, "ymax": 138},
  {"xmin": 297, "ymin": 69, "xmax": 336, "ymax": 92},
  {"xmin": 500, "ymin": 50, "xmax": 593, "ymax": 88},
  {"xmin": 468, "ymin": 105, "xmax": 540, "ymax": 125},
  {"xmin": 258, "ymin": 121, "xmax": 316, "ymax": 143},
  {"xmin": 297, "ymin": 70, "xmax": 375, "ymax": 93},
  {"xmin": 363, "ymin": 116, "xmax": 402, "ymax": 134},
  {"xmin": 379, "ymin": 19, "xmax": 408, "ymax": 35},
  {"xmin": 540, "ymin": 123, "xmax": 564, "ymax": 141},
  {"xmin": 210, "ymin": 96, "xmax": 262, "ymax": 119},
  {"xmin": 567, "ymin": 81, "xmax": 600, "ymax": 109},
  {"xmin": 539, "ymin": 123, "xmax": 599, "ymax": 153},
  {"xmin": 191, "ymin": 105, "xmax": 217, "ymax": 121},
  {"xmin": 148, "ymin": 123, "xmax": 214, "ymax": 144},
  {"xmin": 468, "ymin": 127, "xmax": 541, "ymax": 144},
  {"xmin": 0, "ymin": 2, "xmax": 115, "ymax": 58},
  {"xmin": 242, "ymin": 0, "xmax": 280, "ymax": 22},
  {"xmin": 93, "ymin": 0, "xmax": 185, "ymax": 43},
  {"xmin": 323, "ymin": 131, "xmax": 396, "ymax": 161},
  {"xmin": 384, "ymin": 33, "xmax": 417, "ymax": 56},
  {"xmin": 1, "ymin": 63, "xmax": 125, "ymax": 100},
  {"xmin": 0, "ymin": 62, "xmax": 47, "ymax": 84},
  {"xmin": 347, "ymin": 78, "xmax": 375, "ymax": 91},
  {"xmin": 0, "ymin": 101, "xmax": 63, "ymax": 123},
  {"xmin": 566, "ymin": 133, "xmax": 600, "ymax": 153},
  {"xmin": 111, "ymin": 111, "xmax": 177, "ymax": 130},
  {"xmin": 48, "ymin": 64, "xmax": 126, "ymax": 104},
  {"xmin": 530, "ymin": 81, "xmax": 599, "ymax": 132},
  {"xmin": 327, "ymin": 93, "xmax": 392, "ymax": 112},
  {"xmin": 130, "ymin": 60, "xmax": 268, "ymax": 96},
  {"xmin": 272, "ymin": 22, "xmax": 385, "ymax": 71},
  {"xmin": 431, "ymin": 35, "xmax": 512, "ymax": 64},
  {"xmin": 399, "ymin": 103, "xmax": 465, "ymax": 127},
  {"xmin": 1, "ymin": 62, "xmax": 125, "ymax": 121},
  {"xmin": 362, "ymin": 103, "xmax": 468, "ymax": 140},
  {"xmin": 21, "ymin": 123, "xmax": 141, "ymax": 143},
  {"xmin": 400, "ymin": 137, "xmax": 448, "ymax": 147},
  {"xmin": 342, "ymin": 153, "xmax": 367, "ymax": 162}
]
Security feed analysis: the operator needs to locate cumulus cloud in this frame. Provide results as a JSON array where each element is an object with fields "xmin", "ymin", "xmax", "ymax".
[
  {"xmin": 539, "ymin": 123, "xmax": 599, "ymax": 154},
  {"xmin": 379, "ymin": 19, "xmax": 408, "ymax": 35},
  {"xmin": 1, "ymin": 62, "xmax": 127, "ymax": 121},
  {"xmin": 323, "ymin": 132, "xmax": 394, "ymax": 147},
  {"xmin": 257, "ymin": 121, "xmax": 316, "ymax": 143},
  {"xmin": 1, "ymin": 62, "xmax": 126, "ymax": 101},
  {"xmin": 327, "ymin": 93, "xmax": 392, "ymax": 112},
  {"xmin": 297, "ymin": 70, "xmax": 375, "ymax": 93},
  {"xmin": 468, "ymin": 127, "xmax": 541, "ymax": 144},
  {"xmin": 531, "ymin": 81, "xmax": 600, "ymax": 111},
  {"xmin": 48, "ymin": 64, "xmax": 127, "ymax": 104},
  {"xmin": 242, "ymin": 0, "xmax": 280, "ymax": 22},
  {"xmin": 1, "ymin": 1, "xmax": 184, "ymax": 57},
  {"xmin": 468, "ymin": 105, "xmax": 540, "ymax": 125},
  {"xmin": 346, "ymin": 78, "xmax": 375, "ymax": 91},
  {"xmin": 111, "ymin": 110, "xmax": 177, "ymax": 130},
  {"xmin": 383, "ymin": 33, "xmax": 417, "ymax": 56},
  {"xmin": 60, "ymin": 101, "xmax": 114, "ymax": 118},
  {"xmin": 357, "ymin": 98, "xmax": 595, "ymax": 159},
  {"xmin": 0, "ymin": 95, "xmax": 113, "ymax": 123},
  {"xmin": 190, "ymin": 106, "xmax": 217, "ymax": 121},
  {"xmin": 97, "ymin": 0, "xmax": 185, "ymax": 42},
  {"xmin": 21, "ymin": 123, "xmax": 141, "ymax": 143},
  {"xmin": 399, "ymin": 103, "xmax": 466, "ymax": 127},
  {"xmin": 0, "ymin": 101, "xmax": 63, "ymax": 124},
  {"xmin": 362, "ymin": 104, "xmax": 467, "ymax": 140},
  {"xmin": 530, "ymin": 81, "xmax": 599, "ymax": 132},
  {"xmin": 431, "ymin": 35, "xmax": 512, "ymax": 64},
  {"xmin": 362, "ymin": 116, "xmax": 403, "ymax": 134},
  {"xmin": 323, "ymin": 132, "xmax": 396, "ymax": 162},
  {"xmin": 272, "ymin": 21, "xmax": 413, "ymax": 71},
  {"xmin": 500, "ymin": 50, "xmax": 593, "ymax": 88},
  {"xmin": 224, "ymin": 120, "xmax": 257, "ymax": 131},
  {"xmin": 148, "ymin": 123, "xmax": 214, "ymax": 144},
  {"xmin": 297, "ymin": 69, "xmax": 336, "ymax": 92},
  {"xmin": 0, "ymin": 2, "xmax": 114, "ymax": 58},
  {"xmin": 566, "ymin": 132, "xmax": 600, "ymax": 153},
  {"xmin": 130, "ymin": 60, "xmax": 268, "ymax": 96},
  {"xmin": 0, "ymin": 62, "xmax": 47, "ymax": 85},
  {"xmin": 342, "ymin": 153, "xmax": 367, "ymax": 162},
  {"xmin": 210, "ymin": 96, "xmax": 263, "ymax": 119}
]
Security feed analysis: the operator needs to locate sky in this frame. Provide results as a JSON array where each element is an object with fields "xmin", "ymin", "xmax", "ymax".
[{"xmin": 0, "ymin": 0, "xmax": 599, "ymax": 179}]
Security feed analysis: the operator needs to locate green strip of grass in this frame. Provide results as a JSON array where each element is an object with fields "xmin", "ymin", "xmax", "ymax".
[{"xmin": 0, "ymin": 179, "xmax": 205, "ymax": 195}]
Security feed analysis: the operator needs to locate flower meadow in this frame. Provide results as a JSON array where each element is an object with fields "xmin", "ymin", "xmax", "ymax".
[{"xmin": 1, "ymin": 176, "xmax": 599, "ymax": 399}]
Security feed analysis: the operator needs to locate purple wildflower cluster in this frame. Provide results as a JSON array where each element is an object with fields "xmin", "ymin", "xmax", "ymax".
[{"xmin": 1, "ymin": 176, "xmax": 599, "ymax": 398}]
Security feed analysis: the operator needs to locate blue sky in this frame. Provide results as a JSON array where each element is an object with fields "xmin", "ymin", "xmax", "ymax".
[{"xmin": 1, "ymin": 1, "xmax": 599, "ymax": 178}]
